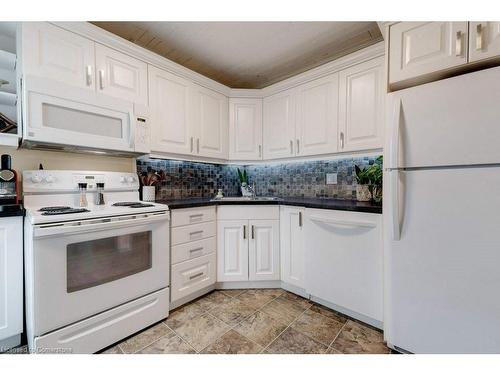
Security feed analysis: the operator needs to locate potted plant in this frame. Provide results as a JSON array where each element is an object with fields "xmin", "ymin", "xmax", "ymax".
[
  {"xmin": 237, "ymin": 168, "xmax": 253, "ymax": 197},
  {"xmin": 354, "ymin": 164, "xmax": 371, "ymax": 201},
  {"xmin": 367, "ymin": 156, "xmax": 383, "ymax": 203}
]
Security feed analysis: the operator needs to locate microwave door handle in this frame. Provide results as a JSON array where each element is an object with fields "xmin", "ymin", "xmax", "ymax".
[{"xmin": 33, "ymin": 212, "xmax": 169, "ymax": 238}]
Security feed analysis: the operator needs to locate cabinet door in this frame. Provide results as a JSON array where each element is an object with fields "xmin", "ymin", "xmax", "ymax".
[
  {"xmin": 248, "ymin": 220, "xmax": 280, "ymax": 281},
  {"xmin": 95, "ymin": 44, "xmax": 148, "ymax": 105},
  {"xmin": 305, "ymin": 209, "xmax": 383, "ymax": 323},
  {"xmin": 338, "ymin": 57, "xmax": 384, "ymax": 152},
  {"xmin": 0, "ymin": 217, "xmax": 23, "ymax": 343},
  {"xmin": 148, "ymin": 66, "xmax": 193, "ymax": 155},
  {"xmin": 295, "ymin": 74, "xmax": 339, "ymax": 156},
  {"xmin": 192, "ymin": 85, "xmax": 228, "ymax": 159},
  {"xmin": 280, "ymin": 206, "xmax": 305, "ymax": 289},
  {"xmin": 263, "ymin": 89, "xmax": 296, "ymax": 159},
  {"xmin": 389, "ymin": 22, "xmax": 468, "ymax": 84},
  {"xmin": 22, "ymin": 22, "xmax": 95, "ymax": 90},
  {"xmin": 217, "ymin": 220, "xmax": 249, "ymax": 282},
  {"xmin": 229, "ymin": 98, "xmax": 263, "ymax": 160},
  {"xmin": 469, "ymin": 22, "xmax": 500, "ymax": 62}
]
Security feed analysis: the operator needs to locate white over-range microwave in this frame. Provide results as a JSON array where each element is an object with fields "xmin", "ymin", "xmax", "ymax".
[{"xmin": 20, "ymin": 75, "xmax": 150, "ymax": 155}]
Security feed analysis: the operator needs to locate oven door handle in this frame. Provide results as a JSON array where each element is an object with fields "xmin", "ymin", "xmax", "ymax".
[{"xmin": 33, "ymin": 211, "xmax": 170, "ymax": 238}]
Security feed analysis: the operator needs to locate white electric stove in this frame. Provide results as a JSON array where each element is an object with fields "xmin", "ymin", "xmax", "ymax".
[{"xmin": 23, "ymin": 170, "xmax": 170, "ymax": 354}]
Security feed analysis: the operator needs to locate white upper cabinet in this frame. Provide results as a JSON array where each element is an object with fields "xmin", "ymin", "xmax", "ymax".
[
  {"xmin": 263, "ymin": 89, "xmax": 296, "ymax": 159},
  {"xmin": 191, "ymin": 84, "xmax": 228, "ymax": 159},
  {"xmin": 338, "ymin": 57, "xmax": 384, "ymax": 152},
  {"xmin": 469, "ymin": 22, "xmax": 500, "ymax": 63},
  {"xmin": 95, "ymin": 44, "xmax": 148, "ymax": 105},
  {"xmin": 229, "ymin": 98, "xmax": 263, "ymax": 160},
  {"xmin": 22, "ymin": 22, "xmax": 96, "ymax": 90},
  {"xmin": 280, "ymin": 206, "xmax": 305, "ymax": 290},
  {"xmin": 295, "ymin": 74, "xmax": 339, "ymax": 156},
  {"xmin": 248, "ymin": 220, "xmax": 280, "ymax": 281},
  {"xmin": 389, "ymin": 22, "xmax": 468, "ymax": 85},
  {"xmin": 217, "ymin": 220, "xmax": 249, "ymax": 282},
  {"xmin": 148, "ymin": 65, "xmax": 193, "ymax": 155}
]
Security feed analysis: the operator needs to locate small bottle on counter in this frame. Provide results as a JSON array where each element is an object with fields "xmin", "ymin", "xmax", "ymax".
[
  {"xmin": 78, "ymin": 183, "xmax": 88, "ymax": 208},
  {"xmin": 95, "ymin": 182, "xmax": 105, "ymax": 205}
]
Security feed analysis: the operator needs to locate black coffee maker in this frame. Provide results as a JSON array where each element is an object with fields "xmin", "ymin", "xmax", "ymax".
[{"xmin": 0, "ymin": 154, "xmax": 19, "ymax": 205}]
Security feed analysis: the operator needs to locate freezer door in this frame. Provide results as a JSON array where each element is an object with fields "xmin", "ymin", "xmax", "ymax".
[
  {"xmin": 386, "ymin": 66, "xmax": 500, "ymax": 169},
  {"xmin": 384, "ymin": 167, "xmax": 500, "ymax": 353}
]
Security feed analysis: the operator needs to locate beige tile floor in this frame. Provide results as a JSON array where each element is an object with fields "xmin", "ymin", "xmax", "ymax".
[{"xmin": 100, "ymin": 289, "xmax": 391, "ymax": 354}]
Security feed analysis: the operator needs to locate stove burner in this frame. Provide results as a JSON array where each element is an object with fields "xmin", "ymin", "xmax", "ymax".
[
  {"xmin": 41, "ymin": 208, "xmax": 90, "ymax": 216},
  {"xmin": 39, "ymin": 206, "xmax": 71, "ymax": 212},
  {"xmin": 112, "ymin": 202, "xmax": 155, "ymax": 208},
  {"xmin": 112, "ymin": 202, "xmax": 141, "ymax": 206}
]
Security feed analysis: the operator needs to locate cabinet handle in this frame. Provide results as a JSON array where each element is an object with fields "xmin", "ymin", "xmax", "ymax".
[
  {"xmin": 98, "ymin": 69, "xmax": 105, "ymax": 89},
  {"xmin": 455, "ymin": 31, "xmax": 463, "ymax": 56},
  {"xmin": 299, "ymin": 211, "xmax": 303, "ymax": 227},
  {"xmin": 189, "ymin": 230, "xmax": 203, "ymax": 238},
  {"xmin": 340, "ymin": 132, "xmax": 345, "ymax": 149},
  {"xmin": 296, "ymin": 139, "xmax": 300, "ymax": 154},
  {"xmin": 251, "ymin": 225, "xmax": 255, "ymax": 239},
  {"xmin": 259, "ymin": 145, "xmax": 262, "ymax": 158},
  {"xmin": 243, "ymin": 225, "xmax": 247, "ymax": 239},
  {"xmin": 476, "ymin": 23, "xmax": 483, "ymax": 51},
  {"xmin": 189, "ymin": 272, "xmax": 204, "ymax": 280},
  {"xmin": 197, "ymin": 138, "xmax": 200, "ymax": 153},
  {"xmin": 290, "ymin": 140, "xmax": 294, "ymax": 155},
  {"xmin": 190, "ymin": 137, "xmax": 194, "ymax": 153},
  {"xmin": 85, "ymin": 65, "xmax": 93, "ymax": 86},
  {"xmin": 189, "ymin": 247, "xmax": 203, "ymax": 253}
]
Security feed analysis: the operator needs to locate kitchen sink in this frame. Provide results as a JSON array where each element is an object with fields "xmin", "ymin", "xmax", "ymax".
[{"xmin": 210, "ymin": 196, "xmax": 282, "ymax": 202}]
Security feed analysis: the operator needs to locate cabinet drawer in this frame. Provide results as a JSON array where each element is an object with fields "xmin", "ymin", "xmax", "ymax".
[
  {"xmin": 171, "ymin": 237, "xmax": 216, "ymax": 265},
  {"xmin": 217, "ymin": 205, "xmax": 279, "ymax": 220},
  {"xmin": 171, "ymin": 206, "xmax": 216, "ymax": 227},
  {"xmin": 171, "ymin": 253, "xmax": 216, "ymax": 302},
  {"xmin": 171, "ymin": 221, "xmax": 216, "ymax": 246}
]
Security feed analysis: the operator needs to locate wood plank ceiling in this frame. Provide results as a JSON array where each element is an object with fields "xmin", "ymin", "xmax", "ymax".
[{"xmin": 92, "ymin": 22, "xmax": 383, "ymax": 89}]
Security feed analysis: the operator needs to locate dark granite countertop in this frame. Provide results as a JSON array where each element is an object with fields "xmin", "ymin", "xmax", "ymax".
[
  {"xmin": 0, "ymin": 204, "xmax": 25, "ymax": 218},
  {"xmin": 156, "ymin": 197, "xmax": 382, "ymax": 214}
]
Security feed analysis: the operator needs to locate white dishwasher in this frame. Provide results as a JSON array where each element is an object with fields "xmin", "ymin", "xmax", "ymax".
[{"xmin": 304, "ymin": 208, "xmax": 383, "ymax": 328}]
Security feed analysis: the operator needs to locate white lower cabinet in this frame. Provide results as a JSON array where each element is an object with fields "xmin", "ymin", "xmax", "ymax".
[
  {"xmin": 304, "ymin": 208, "xmax": 383, "ymax": 325},
  {"xmin": 280, "ymin": 206, "xmax": 305, "ymax": 290},
  {"xmin": 248, "ymin": 220, "xmax": 280, "ymax": 281},
  {"xmin": 217, "ymin": 206, "xmax": 280, "ymax": 282},
  {"xmin": 170, "ymin": 207, "xmax": 217, "ymax": 305},
  {"xmin": 171, "ymin": 253, "xmax": 216, "ymax": 302},
  {"xmin": 217, "ymin": 220, "xmax": 249, "ymax": 282},
  {"xmin": 0, "ymin": 216, "xmax": 23, "ymax": 351}
]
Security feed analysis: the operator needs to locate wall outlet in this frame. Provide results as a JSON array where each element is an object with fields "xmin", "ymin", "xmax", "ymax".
[{"xmin": 326, "ymin": 173, "xmax": 338, "ymax": 185}]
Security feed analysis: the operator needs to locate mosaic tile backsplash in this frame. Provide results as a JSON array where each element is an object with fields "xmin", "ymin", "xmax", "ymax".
[{"xmin": 137, "ymin": 156, "xmax": 381, "ymax": 200}]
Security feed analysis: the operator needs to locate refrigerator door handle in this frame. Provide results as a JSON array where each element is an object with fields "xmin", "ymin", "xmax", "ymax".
[
  {"xmin": 389, "ymin": 98, "xmax": 402, "ymax": 170},
  {"xmin": 391, "ymin": 170, "xmax": 401, "ymax": 241}
]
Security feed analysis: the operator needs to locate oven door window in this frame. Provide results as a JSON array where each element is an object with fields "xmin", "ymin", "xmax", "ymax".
[{"xmin": 67, "ymin": 231, "xmax": 152, "ymax": 293}]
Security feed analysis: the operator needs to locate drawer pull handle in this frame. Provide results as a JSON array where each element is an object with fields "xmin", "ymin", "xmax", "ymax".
[
  {"xmin": 189, "ymin": 230, "xmax": 203, "ymax": 238},
  {"xmin": 189, "ymin": 272, "xmax": 204, "ymax": 280},
  {"xmin": 189, "ymin": 214, "xmax": 203, "ymax": 217},
  {"xmin": 189, "ymin": 247, "xmax": 203, "ymax": 253}
]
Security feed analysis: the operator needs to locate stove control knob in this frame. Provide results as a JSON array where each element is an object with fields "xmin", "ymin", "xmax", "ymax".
[
  {"xmin": 120, "ymin": 176, "xmax": 127, "ymax": 183},
  {"xmin": 31, "ymin": 175, "xmax": 42, "ymax": 183},
  {"xmin": 44, "ymin": 175, "xmax": 55, "ymax": 183},
  {"xmin": 126, "ymin": 176, "xmax": 135, "ymax": 183}
]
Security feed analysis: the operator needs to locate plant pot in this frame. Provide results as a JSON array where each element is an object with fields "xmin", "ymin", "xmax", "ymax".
[
  {"xmin": 356, "ymin": 184, "xmax": 371, "ymax": 202},
  {"xmin": 142, "ymin": 186, "xmax": 156, "ymax": 202}
]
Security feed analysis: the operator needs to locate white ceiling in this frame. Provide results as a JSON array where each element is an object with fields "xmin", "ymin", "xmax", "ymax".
[{"xmin": 93, "ymin": 22, "xmax": 383, "ymax": 89}]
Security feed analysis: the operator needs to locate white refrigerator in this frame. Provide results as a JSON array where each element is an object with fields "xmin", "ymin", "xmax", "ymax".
[{"xmin": 384, "ymin": 66, "xmax": 500, "ymax": 353}]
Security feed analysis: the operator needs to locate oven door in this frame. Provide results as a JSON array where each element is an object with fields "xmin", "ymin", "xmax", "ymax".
[
  {"xmin": 31, "ymin": 211, "xmax": 169, "ymax": 336},
  {"xmin": 23, "ymin": 75, "xmax": 136, "ymax": 153}
]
